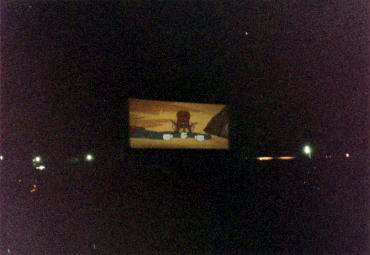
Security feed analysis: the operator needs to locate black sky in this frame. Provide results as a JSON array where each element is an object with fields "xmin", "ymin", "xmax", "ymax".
[{"xmin": 2, "ymin": 1, "xmax": 369, "ymax": 158}]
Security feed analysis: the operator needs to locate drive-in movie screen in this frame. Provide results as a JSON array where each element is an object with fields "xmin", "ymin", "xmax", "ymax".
[{"xmin": 129, "ymin": 98, "xmax": 229, "ymax": 149}]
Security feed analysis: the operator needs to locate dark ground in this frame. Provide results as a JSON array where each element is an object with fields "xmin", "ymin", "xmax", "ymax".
[{"xmin": 2, "ymin": 157, "xmax": 368, "ymax": 254}]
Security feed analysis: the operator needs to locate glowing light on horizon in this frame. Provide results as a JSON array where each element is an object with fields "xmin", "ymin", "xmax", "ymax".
[
  {"xmin": 30, "ymin": 184, "xmax": 37, "ymax": 193},
  {"xmin": 256, "ymin": 156, "xmax": 274, "ymax": 161},
  {"xmin": 303, "ymin": 145, "xmax": 313, "ymax": 159},
  {"xmin": 303, "ymin": 146, "xmax": 311, "ymax": 154},
  {"xmin": 85, "ymin": 154, "xmax": 94, "ymax": 162},
  {"xmin": 36, "ymin": 165, "xmax": 46, "ymax": 171},
  {"xmin": 277, "ymin": 156, "xmax": 295, "ymax": 160},
  {"xmin": 33, "ymin": 156, "xmax": 42, "ymax": 163}
]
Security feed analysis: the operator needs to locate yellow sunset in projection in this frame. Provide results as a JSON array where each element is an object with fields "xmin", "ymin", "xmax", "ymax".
[{"xmin": 129, "ymin": 98, "xmax": 229, "ymax": 149}]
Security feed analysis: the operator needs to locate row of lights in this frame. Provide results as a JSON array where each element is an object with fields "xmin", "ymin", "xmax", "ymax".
[
  {"xmin": 31, "ymin": 153, "xmax": 95, "ymax": 171},
  {"xmin": 0, "ymin": 145, "xmax": 353, "ymax": 167},
  {"xmin": 255, "ymin": 145, "xmax": 312, "ymax": 161},
  {"xmin": 255, "ymin": 145, "xmax": 352, "ymax": 161}
]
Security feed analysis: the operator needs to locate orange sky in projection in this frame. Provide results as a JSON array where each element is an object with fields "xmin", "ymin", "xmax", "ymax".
[{"xmin": 129, "ymin": 98, "xmax": 225, "ymax": 132}]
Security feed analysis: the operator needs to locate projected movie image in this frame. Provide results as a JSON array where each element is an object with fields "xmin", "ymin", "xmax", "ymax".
[{"xmin": 129, "ymin": 99, "xmax": 229, "ymax": 149}]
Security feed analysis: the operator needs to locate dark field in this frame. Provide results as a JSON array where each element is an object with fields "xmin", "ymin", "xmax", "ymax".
[{"xmin": 2, "ymin": 157, "xmax": 368, "ymax": 254}]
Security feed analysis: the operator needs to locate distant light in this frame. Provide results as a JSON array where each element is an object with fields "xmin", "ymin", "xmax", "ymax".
[
  {"xmin": 303, "ymin": 145, "xmax": 313, "ymax": 159},
  {"xmin": 18, "ymin": 179, "xmax": 22, "ymax": 183},
  {"xmin": 245, "ymin": 32, "xmax": 248, "ymax": 36},
  {"xmin": 0, "ymin": 155, "xmax": 3, "ymax": 161},
  {"xmin": 85, "ymin": 154, "xmax": 94, "ymax": 162},
  {"xmin": 36, "ymin": 165, "xmax": 46, "ymax": 171},
  {"xmin": 7, "ymin": 248, "xmax": 10, "ymax": 254},
  {"xmin": 303, "ymin": 146, "xmax": 311, "ymax": 154},
  {"xmin": 257, "ymin": 156, "xmax": 274, "ymax": 161},
  {"xmin": 277, "ymin": 156, "xmax": 295, "ymax": 160},
  {"xmin": 92, "ymin": 243, "xmax": 96, "ymax": 250},
  {"xmin": 30, "ymin": 184, "xmax": 37, "ymax": 193},
  {"xmin": 33, "ymin": 156, "xmax": 42, "ymax": 163},
  {"xmin": 345, "ymin": 153, "xmax": 350, "ymax": 158},
  {"xmin": 69, "ymin": 157, "xmax": 80, "ymax": 163}
]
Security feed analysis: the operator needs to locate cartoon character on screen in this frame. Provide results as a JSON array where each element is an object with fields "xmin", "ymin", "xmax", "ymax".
[{"xmin": 171, "ymin": 111, "xmax": 197, "ymax": 133}]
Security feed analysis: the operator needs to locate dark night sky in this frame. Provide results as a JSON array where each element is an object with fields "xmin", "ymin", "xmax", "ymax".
[{"xmin": 2, "ymin": 1, "xmax": 369, "ymax": 159}]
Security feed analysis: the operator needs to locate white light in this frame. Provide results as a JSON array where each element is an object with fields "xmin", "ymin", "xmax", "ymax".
[
  {"xmin": 33, "ymin": 156, "xmax": 42, "ymax": 163},
  {"xmin": 303, "ymin": 146, "xmax": 311, "ymax": 154},
  {"xmin": 36, "ymin": 165, "xmax": 46, "ymax": 171},
  {"xmin": 0, "ymin": 155, "xmax": 3, "ymax": 161},
  {"xmin": 245, "ymin": 32, "xmax": 248, "ymax": 36},
  {"xmin": 85, "ymin": 154, "xmax": 94, "ymax": 162},
  {"xmin": 7, "ymin": 248, "xmax": 10, "ymax": 254},
  {"xmin": 180, "ymin": 133, "xmax": 187, "ymax": 139},
  {"xmin": 303, "ymin": 145, "xmax": 312, "ymax": 159},
  {"xmin": 345, "ymin": 153, "xmax": 350, "ymax": 158}
]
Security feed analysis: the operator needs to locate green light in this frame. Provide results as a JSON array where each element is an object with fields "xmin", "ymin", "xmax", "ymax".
[{"xmin": 85, "ymin": 154, "xmax": 94, "ymax": 162}]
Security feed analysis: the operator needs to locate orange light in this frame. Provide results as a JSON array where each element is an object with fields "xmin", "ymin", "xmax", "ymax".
[
  {"xmin": 277, "ymin": 156, "xmax": 295, "ymax": 160},
  {"xmin": 30, "ymin": 189, "xmax": 37, "ymax": 193},
  {"xmin": 256, "ymin": 156, "xmax": 274, "ymax": 161}
]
